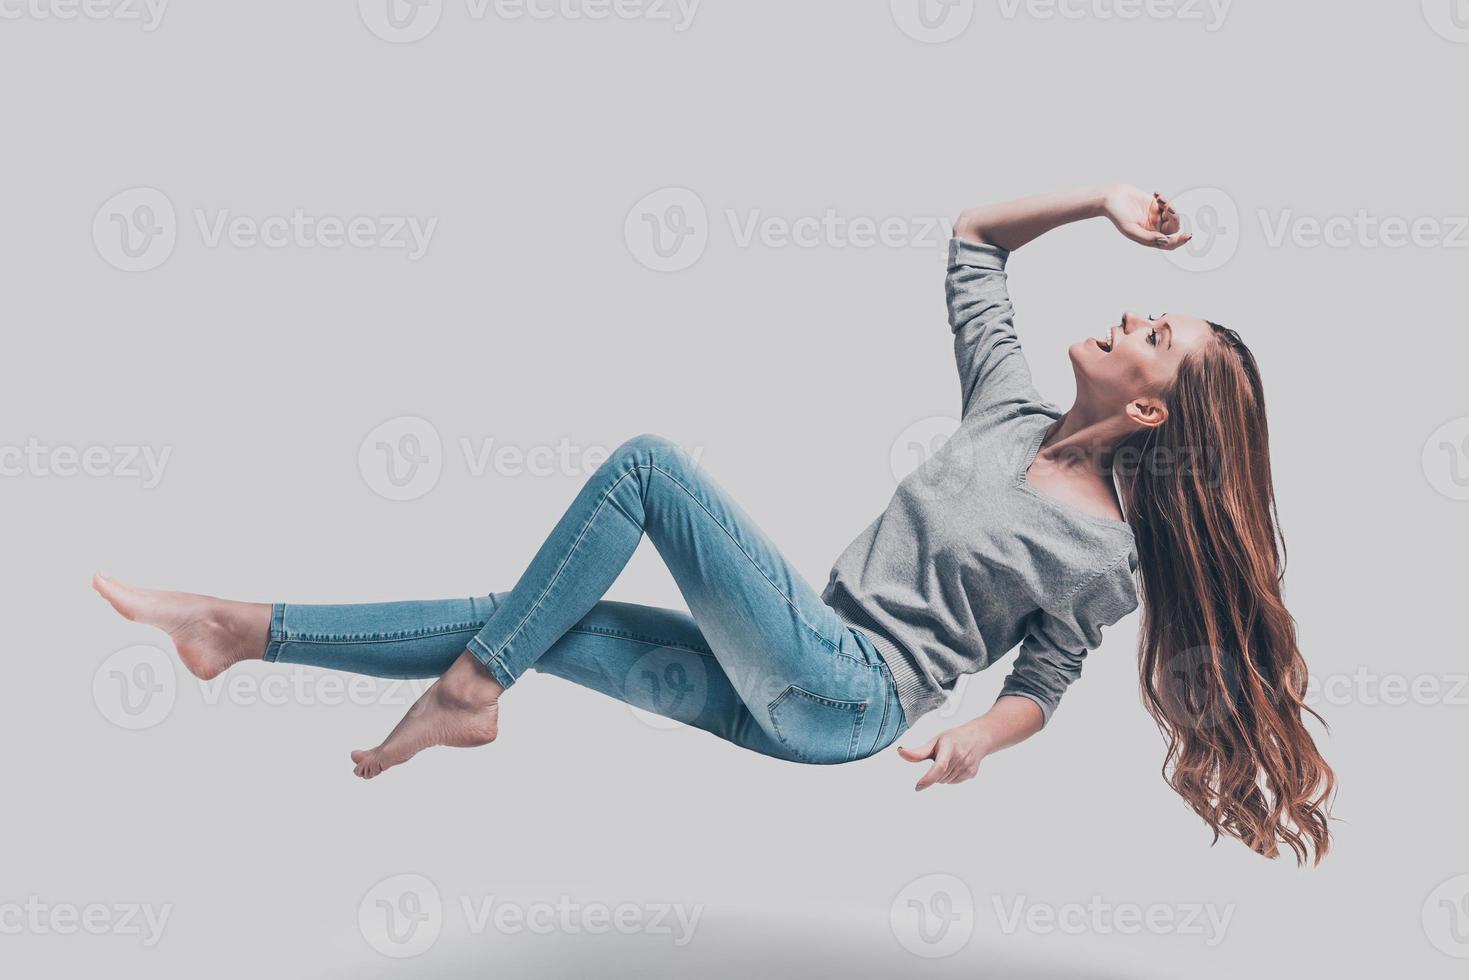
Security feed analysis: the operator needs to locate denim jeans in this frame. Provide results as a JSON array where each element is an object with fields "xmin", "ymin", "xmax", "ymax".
[{"xmin": 264, "ymin": 435, "xmax": 907, "ymax": 765}]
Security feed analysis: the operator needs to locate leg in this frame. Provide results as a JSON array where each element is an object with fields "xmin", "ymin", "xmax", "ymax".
[
  {"xmin": 365, "ymin": 434, "xmax": 904, "ymax": 772},
  {"xmin": 269, "ymin": 594, "xmax": 788, "ymax": 757},
  {"xmin": 94, "ymin": 574, "xmax": 786, "ymax": 759}
]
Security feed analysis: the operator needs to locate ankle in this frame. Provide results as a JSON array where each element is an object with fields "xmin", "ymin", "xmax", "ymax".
[{"xmin": 443, "ymin": 650, "xmax": 504, "ymax": 705}]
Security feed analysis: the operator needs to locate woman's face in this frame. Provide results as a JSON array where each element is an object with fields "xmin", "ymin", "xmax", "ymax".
[{"xmin": 1069, "ymin": 311, "xmax": 1215, "ymax": 418}]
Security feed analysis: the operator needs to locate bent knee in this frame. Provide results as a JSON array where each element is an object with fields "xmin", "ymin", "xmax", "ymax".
[{"xmin": 606, "ymin": 433, "xmax": 686, "ymax": 471}]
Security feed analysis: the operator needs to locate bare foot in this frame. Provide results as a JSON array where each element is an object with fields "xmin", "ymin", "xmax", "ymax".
[
  {"xmin": 92, "ymin": 572, "xmax": 270, "ymax": 681},
  {"xmin": 351, "ymin": 650, "xmax": 504, "ymax": 779}
]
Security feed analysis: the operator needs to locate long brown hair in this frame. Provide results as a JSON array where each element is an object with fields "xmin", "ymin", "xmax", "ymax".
[{"xmin": 1117, "ymin": 322, "xmax": 1334, "ymax": 864}]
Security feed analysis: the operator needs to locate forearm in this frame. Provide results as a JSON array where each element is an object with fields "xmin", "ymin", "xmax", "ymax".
[
  {"xmin": 954, "ymin": 185, "xmax": 1111, "ymax": 252},
  {"xmin": 966, "ymin": 694, "xmax": 1046, "ymax": 753}
]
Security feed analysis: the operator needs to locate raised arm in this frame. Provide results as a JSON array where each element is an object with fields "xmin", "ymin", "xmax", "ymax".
[
  {"xmin": 955, "ymin": 183, "xmax": 1192, "ymax": 251},
  {"xmin": 947, "ymin": 184, "xmax": 1191, "ymax": 422}
]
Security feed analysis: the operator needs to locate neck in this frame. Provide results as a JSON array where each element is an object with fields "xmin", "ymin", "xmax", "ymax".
[{"xmin": 1039, "ymin": 403, "xmax": 1134, "ymax": 476}]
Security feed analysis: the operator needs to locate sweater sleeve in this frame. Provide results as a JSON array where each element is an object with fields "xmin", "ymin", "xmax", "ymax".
[
  {"xmin": 946, "ymin": 237, "xmax": 1043, "ymax": 420},
  {"xmin": 997, "ymin": 550, "xmax": 1139, "ymax": 727}
]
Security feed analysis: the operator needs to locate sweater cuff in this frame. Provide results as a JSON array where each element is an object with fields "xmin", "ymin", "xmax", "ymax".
[
  {"xmin": 949, "ymin": 237, "xmax": 1010, "ymax": 271},
  {"xmin": 996, "ymin": 687, "xmax": 1056, "ymax": 728}
]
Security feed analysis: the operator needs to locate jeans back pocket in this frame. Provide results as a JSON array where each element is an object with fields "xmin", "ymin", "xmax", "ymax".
[{"xmin": 767, "ymin": 685, "xmax": 867, "ymax": 765}]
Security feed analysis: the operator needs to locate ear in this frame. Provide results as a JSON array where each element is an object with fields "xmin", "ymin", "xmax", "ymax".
[{"xmin": 1125, "ymin": 397, "xmax": 1169, "ymax": 430}]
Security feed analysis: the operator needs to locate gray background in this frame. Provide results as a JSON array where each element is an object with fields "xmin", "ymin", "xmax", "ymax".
[{"xmin": 3, "ymin": 1, "xmax": 1466, "ymax": 977}]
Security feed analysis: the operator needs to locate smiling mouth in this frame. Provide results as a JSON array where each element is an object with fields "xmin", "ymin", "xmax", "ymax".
[{"xmin": 1095, "ymin": 326, "xmax": 1115, "ymax": 353}]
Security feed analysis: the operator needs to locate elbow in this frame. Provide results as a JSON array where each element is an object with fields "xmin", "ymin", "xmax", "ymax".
[{"xmin": 953, "ymin": 208, "xmax": 978, "ymax": 242}]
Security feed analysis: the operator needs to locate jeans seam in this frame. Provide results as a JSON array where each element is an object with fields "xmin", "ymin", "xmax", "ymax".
[
  {"xmin": 281, "ymin": 624, "xmax": 483, "ymax": 644},
  {"xmin": 643, "ymin": 461, "xmax": 844, "ymax": 657},
  {"xmin": 467, "ymin": 635, "xmax": 515, "ymax": 687},
  {"xmin": 564, "ymin": 624, "xmax": 714, "ymax": 658},
  {"xmin": 478, "ymin": 465, "xmax": 642, "ymax": 670},
  {"xmin": 767, "ymin": 685, "xmax": 867, "ymax": 765}
]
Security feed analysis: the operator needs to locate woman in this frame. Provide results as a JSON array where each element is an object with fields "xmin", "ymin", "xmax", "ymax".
[{"xmin": 94, "ymin": 184, "xmax": 1334, "ymax": 863}]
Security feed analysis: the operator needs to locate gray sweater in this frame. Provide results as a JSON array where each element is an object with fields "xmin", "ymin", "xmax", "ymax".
[{"xmin": 822, "ymin": 238, "xmax": 1139, "ymax": 727}]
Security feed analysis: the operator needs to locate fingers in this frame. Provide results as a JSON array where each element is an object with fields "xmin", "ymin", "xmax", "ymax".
[
  {"xmin": 897, "ymin": 737, "xmax": 937, "ymax": 763},
  {"xmin": 1153, "ymin": 191, "xmax": 1183, "ymax": 238},
  {"xmin": 1120, "ymin": 221, "xmax": 1159, "ymax": 246},
  {"xmin": 1126, "ymin": 220, "xmax": 1192, "ymax": 251},
  {"xmin": 1155, "ymin": 230, "xmax": 1193, "ymax": 251},
  {"xmin": 915, "ymin": 743, "xmax": 952, "ymax": 791}
]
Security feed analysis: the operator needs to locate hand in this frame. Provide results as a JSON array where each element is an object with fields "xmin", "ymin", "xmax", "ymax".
[
  {"xmin": 897, "ymin": 720, "xmax": 994, "ymax": 791},
  {"xmin": 1102, "ymin": 184, "xmax": 1192, "ymax": 251}
]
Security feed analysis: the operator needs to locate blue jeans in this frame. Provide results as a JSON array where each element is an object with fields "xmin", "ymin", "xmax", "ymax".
[{"xmin": 264, "ymin": 435, "xmax": 907, "ymax": 765}]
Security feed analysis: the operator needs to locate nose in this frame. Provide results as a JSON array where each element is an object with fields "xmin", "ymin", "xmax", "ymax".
[{"xmin": 1120, "ymin": 311, "xmax": 1144, "ymax": 334}]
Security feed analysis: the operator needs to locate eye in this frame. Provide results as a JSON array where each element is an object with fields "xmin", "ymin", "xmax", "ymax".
[{"xmin": 1148, "ymin": 329, "xmax": 1160, "ymax": 347}]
